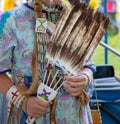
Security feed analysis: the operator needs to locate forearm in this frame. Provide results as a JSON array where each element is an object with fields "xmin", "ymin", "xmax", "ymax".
[
  {"xmin": 0, "ymin": 74, "xmax": 13, "ymax": 95},
  {"xmin": 0, "ymin": 73, "xmax": 29, "ymax": 115}
]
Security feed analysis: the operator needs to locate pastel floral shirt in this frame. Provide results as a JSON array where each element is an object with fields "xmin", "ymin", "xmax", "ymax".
[{"xmin": 0, "ymin": 3, "xmax": 95, "ymax": 124}]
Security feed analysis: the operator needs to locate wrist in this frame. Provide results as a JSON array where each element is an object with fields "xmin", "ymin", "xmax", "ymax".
[
  {"xmin": 6, "ymin": 85, "xmax": 29, "ymax": 109},
  {"xmin": 80, "ymin": 70, "xmax": 92, "ymax": 88},
  {"xmin": 6, "ymin": 85, "xmax": 20, "ymax": 102},
  {"xmin": 22, "ymin": 97, "xmax": 29, "ymax": 114}
]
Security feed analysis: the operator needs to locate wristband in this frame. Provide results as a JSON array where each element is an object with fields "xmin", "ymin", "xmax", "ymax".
[
  {"xmin": 6, "ymin": 85, "xmax": 20, "ymax": 102},
  {"xmin": 80, "ymin": 71, "xmax": 91, "ymax": 88},
  {"xmin": 6, "ymin": 85, "xmax": 27, "ymax": 109}
]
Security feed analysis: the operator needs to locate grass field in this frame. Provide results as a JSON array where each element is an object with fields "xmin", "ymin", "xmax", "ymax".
[{"xmin": 92, "ymin": 26, "xmax": 120, "ymax": 75}]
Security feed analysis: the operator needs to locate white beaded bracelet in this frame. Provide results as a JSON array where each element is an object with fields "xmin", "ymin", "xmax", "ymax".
[
  {"xmin": 6, "ymin": 85, "xmax": 27, "ymax": 109},
  {"xmin": 6, "ymin": 85, "xmax": 20, "ymax": 102}
]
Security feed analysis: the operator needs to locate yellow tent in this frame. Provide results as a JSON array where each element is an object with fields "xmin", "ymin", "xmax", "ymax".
[{"xmin": 4, "ymin": 0, "xmax": 15, "ymax": 11}]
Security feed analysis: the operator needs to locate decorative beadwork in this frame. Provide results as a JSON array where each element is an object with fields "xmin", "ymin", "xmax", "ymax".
[
  {"xmin": 35, "ymin": 18, "xmax": 47, "ymax": 33},
  {"xmin": 6, "ymin": 85, "xmax": 27, "ymax": 109}
]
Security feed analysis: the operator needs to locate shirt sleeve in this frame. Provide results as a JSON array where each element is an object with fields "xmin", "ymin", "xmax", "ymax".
[
  {"xmin": 83, "ymin": 59, "xmax": 96, "ymax": 98},
  {"xmin": 84, "ymin": 60, "xmax": 96, "ymax": 73},
  {"xmin": 0, "ymin": 11, "xmax": 17, "ymax": 73}
]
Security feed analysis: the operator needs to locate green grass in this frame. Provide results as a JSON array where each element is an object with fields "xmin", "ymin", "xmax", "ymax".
[{"xmin": 92, "ymin": 26, "xmax": 120, "ymax": 75}]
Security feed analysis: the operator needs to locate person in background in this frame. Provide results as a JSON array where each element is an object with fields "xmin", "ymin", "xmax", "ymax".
[{"xmin": 0, "ymin": 0, "xmax": 96, "ymax": 123}]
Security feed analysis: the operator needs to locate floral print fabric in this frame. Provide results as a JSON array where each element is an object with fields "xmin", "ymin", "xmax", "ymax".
[{"xmin": 0, "ymin": 3, "xmax": 95, "ymax": 124}]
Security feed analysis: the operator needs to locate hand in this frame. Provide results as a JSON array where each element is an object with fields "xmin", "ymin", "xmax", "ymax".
[
  {"xmin": 115, "ymin": 76, "xmax": 120, "ymax": 82},
  {"xmin": 63, "ymin": 74, "xmax": 88, "ymax": 96},
  {"xmin": 22, "ymin": 96, "xmax": 50, "ymax": 118}
]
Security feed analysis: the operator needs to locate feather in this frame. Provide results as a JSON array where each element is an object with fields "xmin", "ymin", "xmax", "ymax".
[{"xmin": 47, "ymin": 3, "xmax": 109, "ymax": 74}]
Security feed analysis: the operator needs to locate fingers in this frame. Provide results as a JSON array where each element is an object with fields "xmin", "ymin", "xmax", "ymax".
[
  {"xmin": 64, "ymin": 84, "xmax": 84, "ymax": 92},
  {"xmin": 64, "ymin": 80, "xmax": 86, "ymax": 87},
  {"xmin": 29, "ymin": 106, "xmax": 47, "ymax": 118},
  {"xmin": 29, "ymin": 104, "xmax": 48, "ymax": 118},
  {"xmin": 64, "ymin": 75, "xmax": 88, "ymax": 87},
  {"xmin": 64, "ymin": 84, "xmax": 83, "ymax": 96},
  {"xmin": 63, "ymin": 75, "xmax": 89, "ymax": 96},
  {"xmin": 36, "ymin": 98, "xmax": 50, "ymax": 107},
  {"xmin": 27, "ymin": 97, "xmax": 50, "ymax": 118},
  {"xmin": 64, "ymin": 75, "xmax": 86, "ymax": 82}
]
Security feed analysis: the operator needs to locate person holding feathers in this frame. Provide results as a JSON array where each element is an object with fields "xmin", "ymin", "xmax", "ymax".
[{"xmin": 0, "ymin": 0, "xmax": 97, "ymax": 124}]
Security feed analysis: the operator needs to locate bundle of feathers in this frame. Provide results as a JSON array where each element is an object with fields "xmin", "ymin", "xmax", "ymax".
[
  {"xmin": 47, "ymin": 0, "xmax": 109, "ymax": 74},
  {"xmin": 45, "ymin": 0, "xmax": 109, "ymax": 106},
  {"xmin": 28, "ymin": 0, "xmax": 109, "ymax": 105}
]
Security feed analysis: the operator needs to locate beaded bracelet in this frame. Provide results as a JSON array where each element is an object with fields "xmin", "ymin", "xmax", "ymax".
[
  {"xmin": 6, "ymin": 85, "xmax": 27, "ymax": 109},
  {"xmin": 80, "ymin": 71, "xmax": 91, "ymax": 88}
]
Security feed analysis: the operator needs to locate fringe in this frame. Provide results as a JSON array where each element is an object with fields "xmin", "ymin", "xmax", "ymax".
[
  {"xmin": 77, "ymin": 91, "xmax": 90, "ymax": 106},
  {"xmin": 50, "ymin": 96, "xmax": 58, "ymax": 124}
]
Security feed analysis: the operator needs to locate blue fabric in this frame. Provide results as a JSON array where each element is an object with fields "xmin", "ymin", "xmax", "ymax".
[
  {"xmin": 91, "ymin": 90, "xmax": 120, "ymax": 124},
  {"xmin": 0, "ymin": 69, "xmax": 11, "ymax": 74},
  {"xmin": 103, "ymin": 103, "xmax": 120, "ymax": 119},
  {"xmin": 23, "ymin": 3, "xmax": 34, "ymax": 10},
  {"xmin": 21, "ymin": 111, "xmax": 27, "ymax": 124},
  {"xmin": 0, "ymin": 11, "xmax": 11, "ymax": 38},
  {"xmin": 91, "ymin": 90, "xmax": 120, "ymax": 102},
  {"xmin": 0, "ymin": 94, "xmax": 7, "ymax": 124},
  {"xmin": 101, "ymin": 103, "xmax": 120, "ymax": 124},
  {"xmin": 101, "ymin": 109, "xmax": 119, "ymax": 124},
  {"xmin": 24, "ymin": 76, "xmax": 32, "ymax": 88}
]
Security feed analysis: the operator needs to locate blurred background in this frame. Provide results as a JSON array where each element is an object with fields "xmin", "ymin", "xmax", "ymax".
[{"xmin": 0, "ymin": 0, "xmax": 26, "ymax": 11}]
